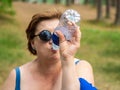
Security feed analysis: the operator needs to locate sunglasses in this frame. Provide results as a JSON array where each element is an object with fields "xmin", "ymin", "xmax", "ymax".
[{"xmin": 33, "ymin": 30, "xmax": 52, "ymax": 42}]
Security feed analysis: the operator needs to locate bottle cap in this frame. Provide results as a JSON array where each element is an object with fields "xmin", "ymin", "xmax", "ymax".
[{"xmin": 60, "ymin": 9, "xmax": 80, "ymax": 24}]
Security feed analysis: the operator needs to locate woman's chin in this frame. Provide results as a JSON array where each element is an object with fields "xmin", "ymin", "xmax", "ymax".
[{"xmin": 51, "ymin": 54, "xmax": 60, "ymax": 60}]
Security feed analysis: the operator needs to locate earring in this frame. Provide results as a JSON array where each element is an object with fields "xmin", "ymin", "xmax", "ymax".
[{"xmin": 32, "ymin": 47, "xmax": 36, "ymax": 51}]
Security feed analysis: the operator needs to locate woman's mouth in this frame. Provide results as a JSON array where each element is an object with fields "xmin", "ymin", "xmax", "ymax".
[{"xmin": 51, "ymin": 48, "xmax": 57, "ymax": 53}]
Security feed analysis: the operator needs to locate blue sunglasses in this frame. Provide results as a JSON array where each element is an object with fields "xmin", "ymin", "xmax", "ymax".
[{"xmin": 33, "ymin": 30, "xmax": 52, "ymax": 42}]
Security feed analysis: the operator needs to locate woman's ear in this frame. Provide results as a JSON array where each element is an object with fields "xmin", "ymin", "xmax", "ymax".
[{"xmin": 31, "ymin": 40, "xmax": 36, "ymax": 50}]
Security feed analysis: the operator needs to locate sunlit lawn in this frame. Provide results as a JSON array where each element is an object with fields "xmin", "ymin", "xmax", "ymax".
[{"xmin": 0, "ymin": 14, "xmax": 120, "ymax": 90}]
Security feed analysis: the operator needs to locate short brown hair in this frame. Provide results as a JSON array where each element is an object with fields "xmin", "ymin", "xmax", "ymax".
[{"xmin": 26, "ymin": 8, "xmax": 63, "ymax": 55}]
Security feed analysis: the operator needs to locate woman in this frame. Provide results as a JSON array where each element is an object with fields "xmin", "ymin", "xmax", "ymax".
[{"xmin": 2, "ymin": 8, "xmax": 97, "ymax": 90}]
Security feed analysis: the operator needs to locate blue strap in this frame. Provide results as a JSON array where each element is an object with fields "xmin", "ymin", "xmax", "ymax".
[
  {"xmin": 79, "ymin": 78, "xmax": 97, "ymax": 90},
  {"xmin": 75, "ymin": 60, "xmax": 80, "ymax": 65},
  {"xmin": 74, "ymin": 58, "xmax": 80, "ymax": 65},
  {"xmin": 15, "ymin": 67, "xmax": 21, "ymax": 90}
]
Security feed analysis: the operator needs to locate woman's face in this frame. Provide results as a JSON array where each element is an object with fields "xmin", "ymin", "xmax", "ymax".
[{"xmin": 32, "ymin": 19, "xmax": 60, "ymax": 60}]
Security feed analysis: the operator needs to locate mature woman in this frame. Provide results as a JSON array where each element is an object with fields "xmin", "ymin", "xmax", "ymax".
[{"xmin": 2, "ymin": 8, "xmax": 97, "ymax": 90}]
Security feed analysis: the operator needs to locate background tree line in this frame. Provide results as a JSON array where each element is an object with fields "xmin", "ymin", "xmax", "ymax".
[
  {"xmin": 0, "ymin": 0, "xmax": 120, "ymax": 25},
  {"xmin": 96, "ymin": 0, "xmax": 120, "ymax": 25}
]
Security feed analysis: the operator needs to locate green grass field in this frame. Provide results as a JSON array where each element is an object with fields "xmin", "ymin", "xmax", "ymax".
[{"xmin": 0, "ymin": 3, "xmax": 120, "ymax": 90}]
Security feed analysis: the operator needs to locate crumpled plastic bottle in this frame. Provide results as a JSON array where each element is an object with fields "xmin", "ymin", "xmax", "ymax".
[{"xmin": 52, "ymin": 9, "xmax": 80, "ymax": 50}]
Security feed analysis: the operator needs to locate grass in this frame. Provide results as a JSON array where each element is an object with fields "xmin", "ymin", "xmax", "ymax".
[
  {"xmin": 77, "ymin": 21, "xmax": 120, "ymax": 90},
  {"xmin": 0, "ymin": 15, "xmax": 34, "ymax": 87},
  {"xmin": 0, "ymin": 15, "xmax": 120, "ymax": 90}
]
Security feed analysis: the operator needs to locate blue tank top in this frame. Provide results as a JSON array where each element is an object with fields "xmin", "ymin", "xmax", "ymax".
[{"xmin": 15, "ymin": 59, "xmax": 97, "ymax": 90}]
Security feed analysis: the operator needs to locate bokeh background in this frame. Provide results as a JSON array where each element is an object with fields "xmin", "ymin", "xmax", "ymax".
[{"xmin": 0, "ymin": 0, "xmax": 120, "ymax": 90}]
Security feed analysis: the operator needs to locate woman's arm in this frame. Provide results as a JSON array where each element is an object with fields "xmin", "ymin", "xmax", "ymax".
[
  {"xmin": 61, "ymin": 57, "xmax": 80, "ymax": 90},
  {"xmin": 56, "ymin": 23, "xmax": 81, "ymax": 90}
]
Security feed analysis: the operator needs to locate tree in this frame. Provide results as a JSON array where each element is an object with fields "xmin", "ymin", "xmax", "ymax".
[
  {"xmin": 84, "ymin": 0, "xmax": 89, "ymax": 4},
  {"xmin": 110, "ymin": 0, "xmax": 116, "ymax": 7},
  {"xmin": 66, "ymin": 0, "xmax": 72, "ymax": 6},
  {"xmin": 54, "ymin": 0, "xmax": 60, "ymax": 4},
  {"xmin": 22, "ymin": 0, "xmax": 26, "ymax": 1},
  {"xmin": 97, "ymin": 0, "xmax": 102, "ymax": 20},
  {"xmin": 106, "ymin": 0, "xmax": 110, "ymax": 18},
  {"xmin": 71, "ymin": 0, "xmax": 75, "ymax": 4},
  {"xmin": 43, "ymin": 0, "xmax": 47, "ymax": 3},
  {"xmin": 91, "ymin": 0, "xmax": 97, "ymax": 6},
  {"xmin": 114, "ymin": 0, "xmax": 120, "ymax": 25}
]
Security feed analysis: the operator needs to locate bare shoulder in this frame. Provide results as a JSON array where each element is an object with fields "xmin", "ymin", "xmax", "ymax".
[
  {"xmin": 76, "ymin": 60, "xmax": 93, "ymax": 70},
  {"xmin": 1, "ymin": 69, "xmax": 16, "ymax": 90},
  {"xmin": 76, "ymin": 60, "xmax": 95, "ymax": 85}
]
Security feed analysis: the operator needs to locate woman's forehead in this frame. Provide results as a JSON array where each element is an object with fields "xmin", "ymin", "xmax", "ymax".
[{"xmin": 36, "ymin": 19, "xmax": 59, "ymax": 33}]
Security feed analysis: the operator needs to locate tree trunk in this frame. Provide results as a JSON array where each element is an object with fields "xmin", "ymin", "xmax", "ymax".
[
  {"xmin": 71, "ymin": 0, "xmax": 74, "ymax": 3},
  {"xmin": 97, "ymin": 0, "xmax": 102, "ymax": 20},
  {"xmin": 92, "ymin": 0, "xmax": 97, "ymax": 6},
  {"xmin": 66, "ymin": 0, "xmax": 72, "ymax": 6},
  {"xmin": 43, "ymin": 0, "xmax": 47, "ymax": 3},
  {"xmin": 106, "ymin": 0, "xmax": 110, "ymax": 18},
  {"xmin": 84, "ymin": 0, "xmax": 89, "ymax": 4},
  {"xmin": 111, "ymin": 0, "xmax": 117, "ymax": 7},
  {"xmin": 115, "ymin": 0, "xmax": 120, "ymax": 25},
  {"xmin": 21, "ymin": 0, "xmax": 24, "ymax": 1},
  {"xmin": 54, "ymin": 0, "xmax": 60, "ymax": 4}
]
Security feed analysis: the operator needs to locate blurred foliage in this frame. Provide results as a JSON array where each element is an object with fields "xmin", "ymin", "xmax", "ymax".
[{"xmin": 0, "ymin": 0, "xmax": 15, "ymax": 15}]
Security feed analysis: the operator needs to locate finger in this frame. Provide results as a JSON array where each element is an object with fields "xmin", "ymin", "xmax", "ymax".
[
  {"xmin": 68, "ymin": 21, "xmax": 77, "ymax": 27},
  {"xmin": 67, "ymin": 21, "xmax": 73, "ymax": 26},
  {"xmin": 74, "ymin": 26, "xmax": 81, "ymax": 42},
  {"xmin": 55, "ymin": 30, "xmax": 66, "ymax": 43}
]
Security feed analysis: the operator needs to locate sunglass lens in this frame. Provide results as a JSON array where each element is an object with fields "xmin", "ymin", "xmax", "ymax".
[{"xmin": 39, "ymin": 30, "xmax": 51, "ymax": 41}]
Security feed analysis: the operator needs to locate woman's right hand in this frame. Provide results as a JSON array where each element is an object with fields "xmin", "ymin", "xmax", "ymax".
[{"xmin": 56, "ymin": 23, "xmax": 81, "ymax": 62}]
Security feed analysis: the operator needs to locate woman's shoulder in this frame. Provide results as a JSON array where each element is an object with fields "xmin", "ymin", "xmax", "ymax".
[
  {"xmin": 74, "ymin": 58, "xmax": 92, "ymax": 66},
  {"xmin": 1, "ymin": 69, "xmax": 16, "ymax": 90},
  {"xmin": 1, "ymin": 61, "xmax": 30, "ymax": 90},
  {"xmin": 75, "ymin": 59, "xmax": 95, "ymax": 86},
  {"xmin": 76, "ymin": 59, "xmax": 92, "ymax": 68},
  {"xmin": 74, "ymin": 58, "xmax": 92, "ymax": 68}
]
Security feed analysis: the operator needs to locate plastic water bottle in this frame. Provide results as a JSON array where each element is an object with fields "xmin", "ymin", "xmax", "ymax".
[{"xmin": 52, "ymin": 9, "xmax": 80, "ymax": 50}]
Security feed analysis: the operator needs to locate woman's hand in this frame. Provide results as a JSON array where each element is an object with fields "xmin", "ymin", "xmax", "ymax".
[{"xmin": 56, "ymin": 22, "xmax": 81, "ymax": 61}]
